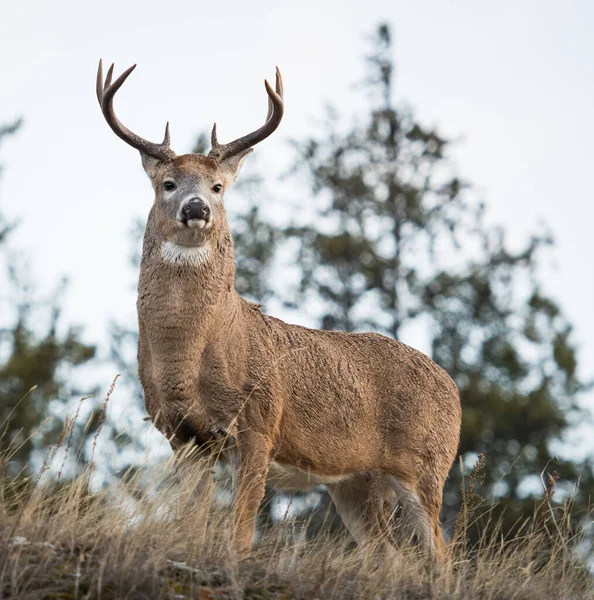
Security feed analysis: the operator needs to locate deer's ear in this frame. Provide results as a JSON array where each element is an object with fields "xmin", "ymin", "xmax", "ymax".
[
  {"xmin": 140, "ymin": 153, "xmax": 163, "ymax": 179},
  {"xmin": 219, "ymin": 148, "xmax": 253, "ymax": 185}
]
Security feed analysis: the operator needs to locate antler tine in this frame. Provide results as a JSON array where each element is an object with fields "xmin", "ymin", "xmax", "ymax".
[
  {"xmin": 96, "ymin": 59, "xmax": 105, "ymax": 104},
  {"xmin": 209, "ymin": 68, "xmax": 284, "ymax": 161},
  {"xmin": 96, "ymin": 59, "xmax": 176, "ymax": 162},
  {"xmin": 104, "ymin": 63, "xmax": 114, "ymax": 91},
  {"xmin": 274, "ymin": 67, "xmax": 283, "ymax": 104},
  {"xmin": 266, "ymin": 67, "xmax": 284, "ymax": 122}
]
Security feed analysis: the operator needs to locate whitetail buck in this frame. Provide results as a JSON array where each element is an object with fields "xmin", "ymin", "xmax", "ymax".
[{"xmin": 96, "ymin": 60, "xmax": 461, "ymax": 560}]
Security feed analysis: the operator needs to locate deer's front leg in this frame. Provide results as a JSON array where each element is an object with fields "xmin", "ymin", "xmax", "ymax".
[{"xmin": 232, "ymin": 431, "xmax": 271, "ymax": 560}]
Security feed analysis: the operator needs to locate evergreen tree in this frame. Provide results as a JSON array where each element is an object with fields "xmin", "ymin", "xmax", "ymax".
[
  {"xmin": 0, "ymin": 120, "xmax": 97, "ymax": 476},
  {"xmin": 285, "ymin": 24, "xmax": 592, "ymax": 534}
]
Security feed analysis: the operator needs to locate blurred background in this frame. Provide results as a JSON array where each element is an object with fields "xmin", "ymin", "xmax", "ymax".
[{"xmin": 1, "ymin": 0, "xmax": 593, "ymax": 538}]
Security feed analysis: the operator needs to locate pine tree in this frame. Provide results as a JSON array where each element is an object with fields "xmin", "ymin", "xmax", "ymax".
[
  {"xmin": 0, "ymin": 120, "xmax": 97, "ymax": 476},
  {"xmin": 285, "ymin": 24, "xmax": 592, "ymax": 534}
]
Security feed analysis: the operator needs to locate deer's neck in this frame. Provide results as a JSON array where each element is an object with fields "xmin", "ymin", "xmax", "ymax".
[{"xmin": 137, "ymin": 210, "xmax": 241, "ymax": 350}]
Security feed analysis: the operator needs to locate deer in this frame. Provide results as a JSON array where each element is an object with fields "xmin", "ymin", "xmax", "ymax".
[{"xmin": 96, "ymin": 60, "xmax": 462, "ymax": 561}]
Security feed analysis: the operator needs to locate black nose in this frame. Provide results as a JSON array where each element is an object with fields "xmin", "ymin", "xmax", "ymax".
[{"xmin": 182, "ymin": 198, "xmax": 210, "ymax": 221}]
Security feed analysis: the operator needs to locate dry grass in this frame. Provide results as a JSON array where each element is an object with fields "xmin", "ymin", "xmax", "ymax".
[
  {"xmin": 0, "ymin": 399, "xmax": 592, "ymax": 599},
  {"xmin": 1, "ymin": 463, "xmax": 591, "ymax": 599}
]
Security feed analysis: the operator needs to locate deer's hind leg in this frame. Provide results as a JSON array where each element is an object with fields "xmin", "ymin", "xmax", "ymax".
[
  {"xmin": 326, "ymin": 474, "xmax": 396, "ymax": 550},
  {"xmin": 386, "ymin": 474, "xmax": 445, "ymax": 560}
]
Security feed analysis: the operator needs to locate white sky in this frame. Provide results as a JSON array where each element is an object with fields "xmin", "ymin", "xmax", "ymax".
[{"xmin": 0, "ymin": 0, "xmax": 593, "ymax": 450}]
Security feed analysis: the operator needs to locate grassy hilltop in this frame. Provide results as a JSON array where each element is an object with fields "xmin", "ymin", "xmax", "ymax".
[{"xmin": 1, "ymin": 422, "xmax": 591, "ymax": 600}]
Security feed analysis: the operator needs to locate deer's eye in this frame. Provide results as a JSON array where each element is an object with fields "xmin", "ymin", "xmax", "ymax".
[
  {"xmin": 212, "ymin": 184, "xmax": 223, "ymax": 193},
  {"xmin": 163, "ymin": 181, "xmax": 176, "ymax": 192}
]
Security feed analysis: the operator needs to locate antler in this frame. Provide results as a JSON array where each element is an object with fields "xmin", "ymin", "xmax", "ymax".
[
  {"xmin": 96, "ymin": 60, "xmax": 176, "ymax": 162},
  {"xmin": 209, "ymin": 68, "xmax": 284, "ymax": 161}
]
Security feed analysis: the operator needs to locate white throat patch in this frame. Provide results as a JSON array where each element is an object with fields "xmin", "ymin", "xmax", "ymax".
[{"xmin": 161, "ymin": 241, "xmax": 211, "ymax": 267}]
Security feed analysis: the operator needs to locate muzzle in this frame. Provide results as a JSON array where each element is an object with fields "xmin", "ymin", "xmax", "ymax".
[{"xmin": 181, "ymin": 198, "xmax": 211, "ymax": 228}]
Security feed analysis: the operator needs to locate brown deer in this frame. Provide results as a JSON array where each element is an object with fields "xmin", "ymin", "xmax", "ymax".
[{"xmin": 96, "ymin": 60, "xmax": 461, "ymax": 560}]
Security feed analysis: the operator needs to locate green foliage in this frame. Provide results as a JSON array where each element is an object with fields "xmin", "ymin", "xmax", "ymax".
[
  {"xmin": 231, "ymin": 173, "xmax": 282, "ymax": 304},
  {"xmin": 284, "ymin": 23, "xmax": 592, "ymax": 535},
  {"xmin": 0, "ymin": 278, "xmax": 96, "ymax": 475},
  {"xmin": 0, "ymin": 121, "xmax": 97, "ymax": 475},
  {"xmin": 287, "ymin": 30, "xmax": 475, "ymax": 337}
]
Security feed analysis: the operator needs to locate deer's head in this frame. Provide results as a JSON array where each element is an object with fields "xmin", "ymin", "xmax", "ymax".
[{"xmin": 96, "ymin": 61, "xmax": 283, "ymax": 257}]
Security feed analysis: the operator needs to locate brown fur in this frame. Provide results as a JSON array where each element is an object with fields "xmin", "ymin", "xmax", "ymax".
[{"xmin": 98, "ymin": 70, "xmax": 461, "ymax": 561}]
